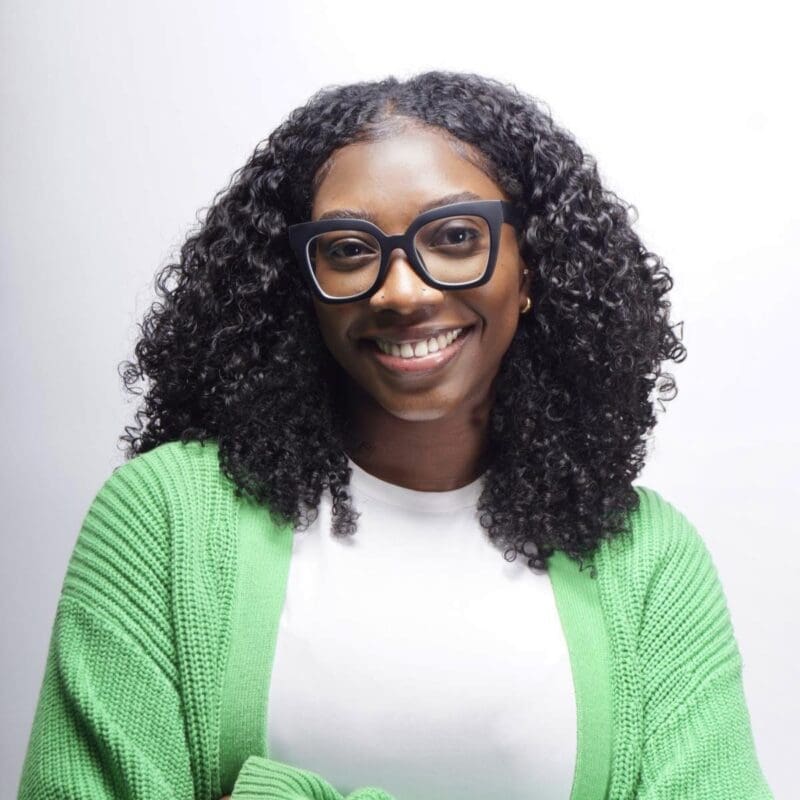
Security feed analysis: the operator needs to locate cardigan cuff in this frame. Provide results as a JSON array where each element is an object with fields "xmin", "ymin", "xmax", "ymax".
[{"xmin": 231, "ymin": 754, "xmax": 397, "ymax": 800}]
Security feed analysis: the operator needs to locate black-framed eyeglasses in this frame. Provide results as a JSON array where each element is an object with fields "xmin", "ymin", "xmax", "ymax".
[{"xmin": 287, "ymin": 199, "xmax": 524, "ymax": 304}]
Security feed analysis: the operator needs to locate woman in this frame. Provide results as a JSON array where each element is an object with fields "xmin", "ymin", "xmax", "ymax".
[{"xmin": 19, "ymin": 71, "xmax": 773, "ymax": 799}]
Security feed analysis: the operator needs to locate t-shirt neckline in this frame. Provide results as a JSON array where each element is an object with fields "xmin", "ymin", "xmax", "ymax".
[{"xmin": 346, "ymin": 455, "xmax": 485, "ymax": 512}]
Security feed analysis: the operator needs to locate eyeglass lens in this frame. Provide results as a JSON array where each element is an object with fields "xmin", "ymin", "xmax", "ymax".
[{"xmin": 306, "ymin": 215, "xmax": 492, "ymax": 299}]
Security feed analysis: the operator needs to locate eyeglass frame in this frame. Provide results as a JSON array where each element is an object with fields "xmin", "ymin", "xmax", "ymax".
[{"xmin": 287, "ymin": 199, "xmax": 524, "ymax": 304}]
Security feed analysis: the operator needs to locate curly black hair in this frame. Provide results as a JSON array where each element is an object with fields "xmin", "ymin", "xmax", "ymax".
[{"xmin": 118, "ymin": 69, "xmax": 685, "ymax": 573}]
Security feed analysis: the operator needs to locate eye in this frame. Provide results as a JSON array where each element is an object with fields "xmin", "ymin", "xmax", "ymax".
[
  {"xmin": 323, "ymin": 237, "xmax": 378, "ymax": 261},
  {"xmin": 435, "ymin": 226, "xmax": 479, "ymax": 247},
  {"xmin": 423, "ymin": 220, "xmax": 484, "ymax": 250},
  {"xmin": 327, "ymin": 238, "xmax": 378, "ymax": 259},
  {"xmin": 310, "ymin": 233, "xmax": 382, "ymax": 275}
]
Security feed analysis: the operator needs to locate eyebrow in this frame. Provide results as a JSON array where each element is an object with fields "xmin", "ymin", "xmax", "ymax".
[{"xmin": 314, "ymin": 190, "xmax": 484, "ymax": 223}]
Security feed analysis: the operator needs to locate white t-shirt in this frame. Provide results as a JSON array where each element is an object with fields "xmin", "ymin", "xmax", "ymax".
[{"xmin": 266, "ymin": 456, "xmax": 577, "ymax": 800}]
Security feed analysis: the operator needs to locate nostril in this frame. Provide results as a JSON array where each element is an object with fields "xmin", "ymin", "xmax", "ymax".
[{"xmin": 371, "ymin": 275, "xmax": 442, "ymax": 304}]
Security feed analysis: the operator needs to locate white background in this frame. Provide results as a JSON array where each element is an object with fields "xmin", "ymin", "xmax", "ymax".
[{"xmin": 2, "ymin": 1, "xmax": 796, "ymax": 796}]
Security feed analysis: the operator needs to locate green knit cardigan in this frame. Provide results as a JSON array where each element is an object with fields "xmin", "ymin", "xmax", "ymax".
[{"xmin": 18, "ymin": 439, "xmax": 773, "ymax": 799}]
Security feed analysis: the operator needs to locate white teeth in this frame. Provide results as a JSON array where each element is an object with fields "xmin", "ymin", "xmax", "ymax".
[{"xmin": 375, "ymin": 328, "xmax": 464, "ymax": 359}]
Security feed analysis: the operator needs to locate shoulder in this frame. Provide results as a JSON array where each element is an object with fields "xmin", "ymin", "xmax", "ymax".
[
  {"xmin": 60, "ymin": 438, "xmax": 254, "ymax": 658},
  {"xmin": 593, "ymin": 484, "xmax": 728, "ymax": 642},
  {"xmin": 593, "ymin": 485, "xmax": 739, "ymax": 689},
  {"xmin": 64, "ymin": 439, "xmax": 233, "ymax": 602},
  {"xmin": 597, "ymin": 484, "xmax": 713, "ymax": 579},
  {"xmin": 603, "ymin": 488, "xmax": 749, "ymax": 745},
  {"xmin": 105, "ymin": 438, "xmax": 224, "ymax": 497},
  {"xmin": 90, "ymin": 438, "xmax": 243, "ymax": 523}
]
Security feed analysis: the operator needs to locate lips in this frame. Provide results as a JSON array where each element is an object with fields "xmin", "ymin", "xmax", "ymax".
[
  {"xmin": 360, "ymin": 324, "xmax": 474, "ymax": 345},
  {"xmin": 362, "ymin": 324, "xmax": 475, "ymax": 375}
]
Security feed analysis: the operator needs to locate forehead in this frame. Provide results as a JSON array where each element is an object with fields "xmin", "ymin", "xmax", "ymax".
[{"xmin": 311, "ymin": 126, "xmax": 507, "ymax": 223}]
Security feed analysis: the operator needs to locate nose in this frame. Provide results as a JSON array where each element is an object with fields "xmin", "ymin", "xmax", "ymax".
[{"xmin": 368, "ymin": 247, "xmax": 445, "ymax": 311}]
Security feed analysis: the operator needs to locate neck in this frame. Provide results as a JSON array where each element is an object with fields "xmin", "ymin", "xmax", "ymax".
[{"xmin": 342, "ymin": 382, "xmax": 493, "ymax": 492}]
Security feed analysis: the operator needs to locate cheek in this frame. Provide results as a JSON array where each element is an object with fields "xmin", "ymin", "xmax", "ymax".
[
  {"xmin": 312, "ymin": 306, "xmax": 363, "ymax": 373},
  {"xmin": 488, "ymin": 305, "xmax": 521, "ymax": 362},
  {"xmin": 312, "ymin": 308, "xmax": 345, "ymax": 357},
  {"xmin": 478, "ymin": 276, "xmax": 522, "ymax": 345}
]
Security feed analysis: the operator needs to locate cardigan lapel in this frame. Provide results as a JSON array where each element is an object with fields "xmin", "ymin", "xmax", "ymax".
[
  {"xmin": 219, "ymin": 498, "xmax": 294, "ymax": 794},
  {"xmin": 548, "ymin": 550, "xmax": 613, "ymax": 800}
]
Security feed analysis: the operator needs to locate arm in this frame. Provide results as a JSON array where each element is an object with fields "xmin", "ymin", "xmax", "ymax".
[
  {"xmin": 17, "ymin": 453, "xmax": 396, "ymax": 800},
  {"xmin": 635, "ymin": 520, "xmax": 773, "ymax": 798},
  {"xmin": 18, "ymin": 596, "xmax": 195, "ymax": 798},
  {"xmin": 17, "ymin": 463, "xmax": 195, "ymax": 799}
]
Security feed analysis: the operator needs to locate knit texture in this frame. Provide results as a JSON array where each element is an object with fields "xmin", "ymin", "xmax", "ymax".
[
  {"xmin": 231, "ymin": 756, "xmax": 395, "ymax": 799},
  {"xmin": 17, "ymin": 439, "xmax": 773, "ymax": 799}
]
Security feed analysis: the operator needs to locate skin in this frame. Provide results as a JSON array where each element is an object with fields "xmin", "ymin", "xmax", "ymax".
[{"xmin": 309, "ymin": 122, "xmax": 531, "ymax": 491}]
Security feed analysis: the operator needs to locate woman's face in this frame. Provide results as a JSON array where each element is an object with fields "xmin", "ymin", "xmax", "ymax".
[{"xmin": 309, "ymin": 124, "xmax": 530, "ymax": 423}]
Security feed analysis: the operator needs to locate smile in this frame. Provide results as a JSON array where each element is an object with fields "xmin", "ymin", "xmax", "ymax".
[
  {"xmin": 374, "ymin": 327, "xmax": 466, "ymax": 358},
  {"xmin": 364, "ymin": 326, "xmax": 474, "ymax": 374}
]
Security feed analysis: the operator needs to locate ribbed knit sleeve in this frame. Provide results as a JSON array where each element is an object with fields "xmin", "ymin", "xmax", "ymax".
[
  {"xmin": 231, "ymin": 756, "xmax": 396, "ymax": 799},
  {"xmin": 629, "ymin": 491, "xmax": 773, "ymax": 799},
  {"xmin": 17, "ymin": 457, "xmax": 195, "ymax": 799}
]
